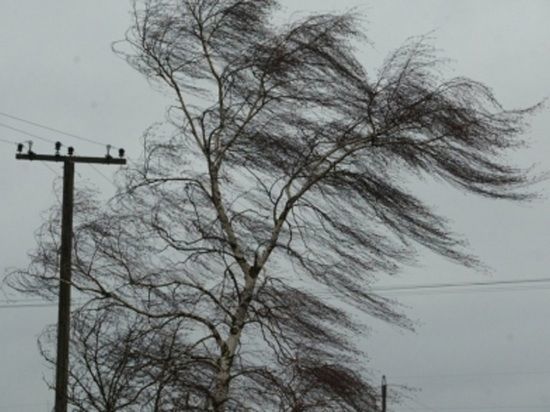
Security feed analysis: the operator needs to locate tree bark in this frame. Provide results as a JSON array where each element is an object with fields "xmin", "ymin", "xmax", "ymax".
[{"xmin": 211, "ymin": 274, "xmax": 257, "ymax": 411}]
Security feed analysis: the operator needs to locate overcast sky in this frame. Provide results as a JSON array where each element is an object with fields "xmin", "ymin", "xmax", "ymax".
[{"xmin": 1, "ymin": 1, "xmax": 549, "ymax": 411}]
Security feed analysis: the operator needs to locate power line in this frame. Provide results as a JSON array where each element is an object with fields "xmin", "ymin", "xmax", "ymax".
[
  {"xmin": 87, "ymin": 164, "xmax": 117, "ymax": 188},
  {"xmin": 405, "ymin": 397, "xmax": 438, "ymax": 412},
  {"xmin": 0, "ymin": 302, "xmax": 57, "ymax": 309},
  {"xmin": 310, "ymin": 277, "xmax": 550, "ymax": 299},
  {"xmin": 0, "ymin": 122, "xmax": 56, "ymax": 144},
  {"xmin": 0, "ymin": 297, "xmax": 53, "ymax": 304},
  {"xmin": 0, "ymin": 136, "xmax": 18, "ymax": 145},
  {"xmin": 393, "ymin": 369, "xmax": 550, "ymax": 381},
  {"xmin": 2, "ymin": 275, "xmax": 550, "ymax": 310},
  {"xmin": 41, "ymin": 162, "xmax": 60, "ymax": 176},
  {"xmin": 0, "ymin": 401, "xmax": 51, "ymax": 410},
  {"xmin": 0, "ymin": 110, "xmax": 106, "ymax": 146},
  {"xmin": 381, "ymin": 285, "xmax": 550, "ymax": 296},
  {"xmin": 1, "ymin": 120, "xmax": 120, "ymax": 185},
  {"xmin": 370, "ymin": 277, "xmax": 550, "ymax": 293},
  {"xmin": 0, "ymin": 296, "xmax": 86, "ymax": 309},
  {"xmin": 400, "ymin": 405, "xmax": 550, "ymax": 410},
  {"xmin": 2, "ymin": 136, "xmax": 59, "ymax": 174},
  {"xmin": 10, "ymin": 277, "xmax": 542, "ymax": 302}
]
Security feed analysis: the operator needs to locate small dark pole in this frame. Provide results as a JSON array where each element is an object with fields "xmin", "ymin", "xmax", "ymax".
[
  {"xmin": 16, "ymin": 142, "xmax": 126, "ymax": 412},
  {"xmin": 54, "ymin": 158, "xmax": 74, "ymax": 412},
  {"xmin": 381, "ymin": 375, "xmax": 387, "ymax": 412}
]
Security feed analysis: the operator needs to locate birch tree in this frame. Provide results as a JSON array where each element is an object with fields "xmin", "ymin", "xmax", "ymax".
[{"xmin": 10, "ymin": 0, "xmax": 540, "ymax": 410}]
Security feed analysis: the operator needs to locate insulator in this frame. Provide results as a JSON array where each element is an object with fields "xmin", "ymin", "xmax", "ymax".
[
  {"xmin": 17, "ymin": 143, "xmax": 23, "ymax": 153},
  {"xmin": 118, "ymin": 148, "xmax": 125, "ymax": 158},
  {"xmin": 68, "ymin": 146, "xmax": 74, "ymax": 156},
  {"xmin": 55, "ymin": 141, "xmax": 61, "ymax": 155}
]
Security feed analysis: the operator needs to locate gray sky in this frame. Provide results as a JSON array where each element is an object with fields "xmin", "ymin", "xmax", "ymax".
[{"xmin": 1, "ymin": 1, "xmax": 549, "ymax": 411}]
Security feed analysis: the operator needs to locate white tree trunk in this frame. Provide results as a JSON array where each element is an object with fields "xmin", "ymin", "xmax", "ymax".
[{"xmin": 211, "ymin": 276, "xmax": 256, "ymax": 411}]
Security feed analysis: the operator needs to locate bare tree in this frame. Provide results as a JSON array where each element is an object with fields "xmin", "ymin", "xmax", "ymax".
[{"xmin": 9, "ymin": 0, "xmax": 540, "ymax": 410}]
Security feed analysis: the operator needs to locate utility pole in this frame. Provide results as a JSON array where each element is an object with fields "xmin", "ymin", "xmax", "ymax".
[
  {"xmin": 381, "ymin": 375, "xmax": 387, "ymax": 412},
  {"xmin": 16, "ymin": 142, "xmax": 126, "ymax": 412}
]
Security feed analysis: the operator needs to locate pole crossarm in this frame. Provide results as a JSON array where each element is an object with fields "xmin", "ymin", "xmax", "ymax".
[{"xmin": 16, "ymin": 153, "xmax": 126, "ymax": 165}]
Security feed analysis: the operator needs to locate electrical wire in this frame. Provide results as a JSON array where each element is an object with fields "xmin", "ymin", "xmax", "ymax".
[
  {"xmin": 0, "ymin": 136, "xmax": 18, "ymax": 145},
  {"xmin": 399, "ymin": 405, "xmax": 550, "ymax": 410},
  {"xmin": 2, "ymin": 115, "xmax": 549, "ymax": 302},
  {"xmin": 8, "ymin": 277, "xmax": 550, "ymax": 299},
  {"xmin": 0, "ymin": 110, "xmax": 106, "ymax": 146},
  {"xmin": 40, "ymin": 162, "xmax": 60, "ymax": 176},
  {"xmin": 0, "ymin": 111, "xmax": 125, "ymax": 166},
  {"xmin": 370, "ymin": 277, "xmax": 550, "ymax": 292},
  {"xmin": 2, "ymin": 275, "xmax": 550, "ymax": 310},
  {"xmin": 307, "ymin": 278, "xmax": 550, "ymax": 299},
  {"xmin": 0, "ymin": 302, "xmax": 57, "ymax": 309},
  {"xmin": 0, "ymin": 402, "xmax": 51, "ymax": 411},
  {"xmin": 1, "ymin": 136, "xmax": 59, "ymax": 174},
  {"xmin": 0, "ymin": 296, "xmax": 84, "ymax": 309},
  {"xmin": 405, "ymin": 397, "xmax": 438, "ymax": 412},
  {"xmin": 87, "ymin": 164, "xmax": 117, "ymax": 188},
  {"xmin": 392, "ymin": 369, "xmax": 550, "ymax": 380},
  {"xmin": 0, "ymin": 122, "xmax": 56, "ymax": 144},
  {"xmin": 377, "ymin": 284, "xmax": 550, "ymax": 297},
  {"xmin": 0, "ymin": 118, "xmax": 120, "ymax": 185}
]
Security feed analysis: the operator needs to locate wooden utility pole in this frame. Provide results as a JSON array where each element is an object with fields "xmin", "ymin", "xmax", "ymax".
[
  {"xmin": 381, "ymin": 375, "xmax": 387, "ymax": 412},
  {"xmin": 16, "ymin": 142, "xmax": 126, "ymax": 412}
]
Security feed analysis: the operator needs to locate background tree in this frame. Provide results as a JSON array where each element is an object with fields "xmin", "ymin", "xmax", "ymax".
[{"xmin": 9, "ymin": 0, "xmax": 539, "ymax": 410}]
